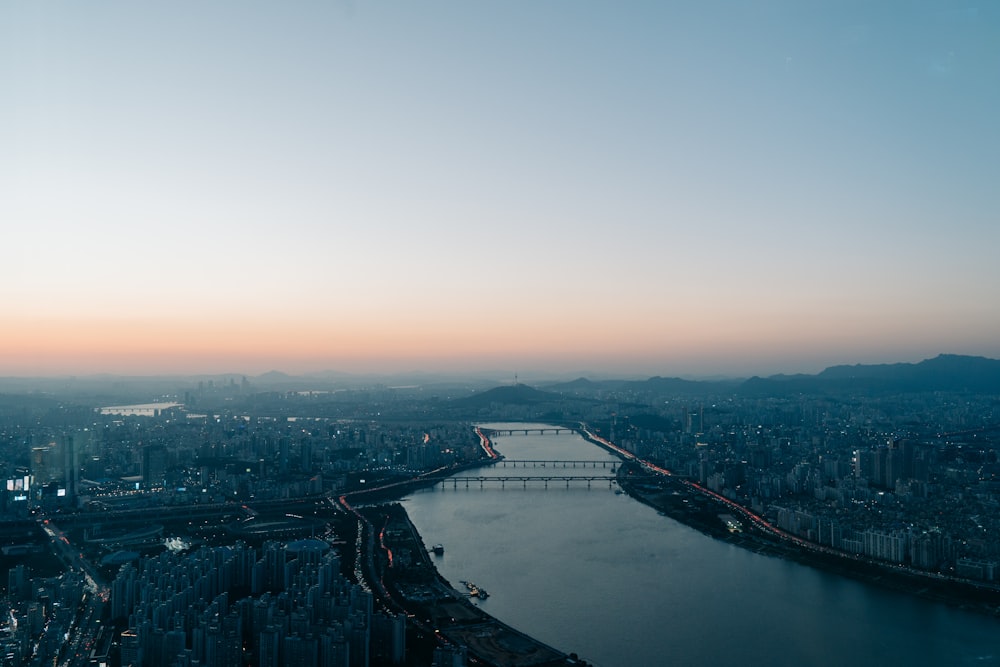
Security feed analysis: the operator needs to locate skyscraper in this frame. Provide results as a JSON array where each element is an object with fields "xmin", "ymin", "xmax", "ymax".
[
  {"xmin": 142, "ymin": 444, "xmax": 168, "ymax": 488},
  {"xmin": 62, "ymin": 434, "xmax": 78, "ymax": 499}
]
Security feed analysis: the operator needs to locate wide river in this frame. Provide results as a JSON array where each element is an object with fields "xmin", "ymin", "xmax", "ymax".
[{"xmin": 402, "ymin": 423, "xmax": 1000, "ymax": 667}]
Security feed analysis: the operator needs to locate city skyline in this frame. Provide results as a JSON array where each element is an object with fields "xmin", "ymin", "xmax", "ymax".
[{"xmin": 4, "ymin": 2, "xmax": 999, "ymax": 378}]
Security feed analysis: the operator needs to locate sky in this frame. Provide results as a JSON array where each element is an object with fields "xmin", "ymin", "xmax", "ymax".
[{"xmin": 2, "ymin": 1, "xmax": 999, "ymax": 378}]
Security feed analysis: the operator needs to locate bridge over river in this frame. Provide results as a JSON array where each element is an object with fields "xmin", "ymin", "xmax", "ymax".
[
  {"xmin": 488, "ymin": 459, "xmax": 616, "ymax": 468},
  {"xmin": 442, "ymin": 475, "xmax": 618, "ymax": 489},
  {"xmin": 483, "ymin": 427, "xmax": 575, "ymax": 436}
]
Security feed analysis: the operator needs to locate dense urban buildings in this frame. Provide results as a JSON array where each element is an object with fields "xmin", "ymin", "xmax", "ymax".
[{"xmin": 2, "ymin": 356, "xmax": 1000, "ymax": 664}]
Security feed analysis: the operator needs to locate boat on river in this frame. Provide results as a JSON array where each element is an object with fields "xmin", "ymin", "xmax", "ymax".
[{"xmin": 461, "ymin": 580, "xmax": 489, "ymax": 600}]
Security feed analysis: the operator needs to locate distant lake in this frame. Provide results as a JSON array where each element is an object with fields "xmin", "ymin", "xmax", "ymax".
[{"xmin": 402, "ymin": 423, "xmax": 1000, "ymax": 667}]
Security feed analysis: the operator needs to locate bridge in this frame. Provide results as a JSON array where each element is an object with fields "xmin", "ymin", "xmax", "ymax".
[
  {"xmin": 488, "ymin": 459, "xmax": 616, "ymax": 469},
  {"xmin": 441, "ymin": 475, "xmax": 618, "ymax": 489},
  {"xmin": 483, "ymin": 427, "xmax": 575, "ymax": 436}
]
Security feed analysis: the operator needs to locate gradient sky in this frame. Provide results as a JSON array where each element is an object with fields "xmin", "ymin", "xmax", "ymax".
[{"xmin": 3, "ymin": 1, "xmax": 999, "ymax": 378}]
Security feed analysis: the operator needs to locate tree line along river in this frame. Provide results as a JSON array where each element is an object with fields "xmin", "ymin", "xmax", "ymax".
[{"xmin": 400, "ymin": 423, "xmax": 1000, "ymax": 667}]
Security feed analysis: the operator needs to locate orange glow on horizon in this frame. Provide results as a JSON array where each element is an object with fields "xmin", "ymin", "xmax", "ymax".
[{"xmin": 2, "ymin": 299, "xmax": 995, "ymax": 377}]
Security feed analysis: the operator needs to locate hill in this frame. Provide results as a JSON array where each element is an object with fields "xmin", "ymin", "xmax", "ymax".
[
  {"xmin": 449, "ymin": 384, "xmax": 568, "ymax": 408},
  {"xmin": 741, "ymin": 354, "xmax": 1000, "ymax": 396}
]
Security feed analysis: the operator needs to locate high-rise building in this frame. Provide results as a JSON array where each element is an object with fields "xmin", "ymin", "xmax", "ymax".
[
  {"xmin": 142, "ymin": 445, "xmax": 168, "ymax": 488},
  {"xmin": 319, "ymin": 627, "xmax": 350, "ymax": 667},
  {"xmin": 432, "ymin": 645, "xmax": 467, "ymax": 667},
  {"xmin": 203, "ymin": 618, "xmax": 241, "ymax": 667},
  {"xmin": 284, "ymin": 634, "xmax": 318, "ymax": 667},
  {"xmin": 66, "ymin": 434, "xmax": 76, "ymax": 498},
  {"xmin": 372, "ymin": 612, "xmax": 405, "ymax": 665},
  {"xmin": 7, "ymin": 564, "xmax": 31, "ymax": 601},
  {"xmin": 31, "ymin": 445, "xmax": 56, "ymax": 485},
  {"xmin": 258, "ymin": 625, "xmax": 281, "ymax": 667},
  {"xmin": 163, "ymin": 629, "xmax": 186, "ymax": 666},
  {"xmin": 121, "ymin": 629, "xmax": 142, "ymax": 667}
]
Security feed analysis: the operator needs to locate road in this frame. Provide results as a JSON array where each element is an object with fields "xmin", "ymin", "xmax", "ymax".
[{"xmin": 39, "ymin": 519, "xmax": 109, "ymax": 667}]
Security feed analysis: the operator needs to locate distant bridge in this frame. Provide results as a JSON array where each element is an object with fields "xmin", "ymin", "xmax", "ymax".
[
  {"xmin": 441, "ymin": 475, "xmax": 617, "ymax": 489},
  {"xmin": 483, "ymin": 427, "xmax": 575, "ymax": 437},
  {"xmin": 489, "ymin": 459, "xmax": 616, "ymax": 469}
]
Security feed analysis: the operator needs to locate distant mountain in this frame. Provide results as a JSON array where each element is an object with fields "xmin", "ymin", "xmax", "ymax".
[
  {"xmin": 550, "ymin": 377, "xmax": 598, "ymax": 390},
  {"xmin": 741, "ymin": 354, "xmax": 1000, "ymax": 396},
  {"xmin": 545, "ymin": 377, "xmax": 628, "ymax": 394},
  {"xmin": 255, "ymin": 370, "xmax": 295, "ymax": 382},
  {"xmin": 641, "ymin": 376, "xmax": 729, "ymax": 393},
  {"xmin": 819, "ymin": 354, "xmax": 1000, "ymax": 381},
  {"xmin": 449, "ymin": 383, "xmax": 569, "ymax": 408},
  {"xmin": 546, "ymin": 374, "xmax": 738, "ymax": 398},
  {"xmin": 3, "ymin": 353, "xmax": 997, "ymax": 401}
]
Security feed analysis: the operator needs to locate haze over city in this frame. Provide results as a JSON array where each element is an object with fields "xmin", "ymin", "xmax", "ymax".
[{"xmin": 3, "ymin": 2, "xmax": 998, "ymax": 378}]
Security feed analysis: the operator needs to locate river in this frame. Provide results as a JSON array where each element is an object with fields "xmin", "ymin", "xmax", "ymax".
[{"xmin": 401, "ymin": 423, "xmax": 1000, "ymax": 667}]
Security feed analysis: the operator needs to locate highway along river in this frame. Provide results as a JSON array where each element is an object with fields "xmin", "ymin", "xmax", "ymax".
[{"xmin": 401, "ymin": 423, "xmax": 1000, "ymax": 667}]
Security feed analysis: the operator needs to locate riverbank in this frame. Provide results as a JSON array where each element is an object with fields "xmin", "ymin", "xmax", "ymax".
[
  {"xmin": 357, "ymin": 502, "xmax": 587, "ymax": 667},
  {"xmin": 357, "ymin": 425, "xmax": 1000, "ymax": 665},
  {"xmin": 574, "ymin": 425, "xmax": 1000, "ymax": 616},
  {"xmin": 336, "ymin": 440, "xmax": 590, "ymax": 666},
  {"xmin": 614, "ymin": 459, "xmax": 1000, "ymax": 618}
]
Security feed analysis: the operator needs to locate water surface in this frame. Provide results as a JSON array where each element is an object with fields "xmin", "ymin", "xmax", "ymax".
[{"xmin": 403, "ymin": 424, "xmax": 1000, "ymax": 667}]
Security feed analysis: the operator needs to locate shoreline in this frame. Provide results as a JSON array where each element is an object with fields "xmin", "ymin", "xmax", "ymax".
[
  {"xmin": 337, "ymin": 437, "xmax": 588, "ymax": 667},
  {"xmin": 576, "ymin": 426, "xmax": 1000, "ymax": 617},
  {"xmin": 611, "ymin": 459, "xmax": 1000, "ymax": 619},
  {"xmin": 346, "ymin": 423, "xmax": 1000, "ymax": 666},
  {"xmin": 347, "ymin": 500, "xmax": 585, "ymax": 667}
]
